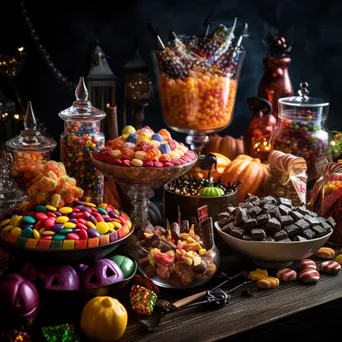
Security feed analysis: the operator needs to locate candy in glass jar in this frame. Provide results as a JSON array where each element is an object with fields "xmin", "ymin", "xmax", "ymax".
[
  {"xmin": 59, "ymin": 77, "xmax": 106, "ymax": 202},
  {"xmin": 270, "ymin": 82, "xmax": 329, "ymax": 181},
  {"xmin": 5, "ymin": 102, "xmax": 57, "ymax": 189}
]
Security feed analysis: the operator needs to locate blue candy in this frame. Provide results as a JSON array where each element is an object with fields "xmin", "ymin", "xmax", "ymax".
[
  {"xmin": 126, "ymin": 133, "xmax": 138, "ymax": 143},
  {"xmin": 152, "ymin": 133, "xmax": 164, "ymax": 142},
  {"xmin": 160, "ymin": 143, "xmax": 171, "ymax": 154}
]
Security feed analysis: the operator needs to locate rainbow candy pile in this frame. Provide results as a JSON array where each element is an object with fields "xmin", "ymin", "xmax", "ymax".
[
  {"xmin": 0, "ymin": 200, "xmax": 132, "ymax": 250},
  {"xmin": 92, "ymin": 126, "xmax": 196, "ymax": 167}
]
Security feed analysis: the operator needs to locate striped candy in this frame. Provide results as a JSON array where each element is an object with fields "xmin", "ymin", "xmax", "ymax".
[
  {"xmin": 298, "ymin": 259, "xmax": 317, "ymax": 270},
  {"xmin": 320, "ymin": 261, "xmax": 341, "ymax": 274},
  {"xmin": 257, "ymin": 277, "xmax": 280, "ymax": 289},
  {"xmin": 276, "ymin": 268, "xmax": 297, "ymax": 281},
  {"xmin": 299, "ymin": 269, "xmax": 320, "ymax": 283},
  {"xmin": 315, "ymin": 247, "xmax": 335, "ymax": 260}
]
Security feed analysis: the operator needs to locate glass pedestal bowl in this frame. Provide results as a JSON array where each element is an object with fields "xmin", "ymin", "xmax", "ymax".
[
  {"xmin": 90, "ymin": 154, "xmax": 197, "ymax": 227},
  {"xmin": 152, "ymin": 50, "xmax": 246, "ymax": 153}
]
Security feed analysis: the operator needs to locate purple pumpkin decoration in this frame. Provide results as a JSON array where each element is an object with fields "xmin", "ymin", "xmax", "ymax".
[
  {"xmin": 82, "ymin": 259, "xmax": 124, "ymax": 289},
  {"xmin": 20, "ymin": 262, "xmax": 41, "ymax": 283},
  {"xmin": 74, "ymin": 263, "xmax": 89, "ymax": 278},
  {"xmin": 0, "ymin": 273, "xmax": 40, "ymax": 327},
  {"xmin": 38, "ymin": 265, "xmax": 80, "ymax": 291}
]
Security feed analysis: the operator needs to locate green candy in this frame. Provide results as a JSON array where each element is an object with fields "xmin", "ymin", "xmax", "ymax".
[
  {"xmin": 35, "ymin": 205, "xmax": 48, "ymax": 213},
  {"xmin": 59, "ymin": 229, "xmax": 73, "ymax": 234},
  {"xmin": 110, "ymin": 255, "xmax": 135, "ymax": 278},
  {"xmin": 53, "ymin": 234, "xmax": 66, "ymax": 241},
  {"xmin": 22, "ymin": 216, "xmax": 36, "ymax": 224},
  {"xmin": 97, "ymin": 207, "xmax": 108, "ymax": 215},
  {"xmin": 22, "ymin": 227, "xmax": 33, "ymax": 238}
]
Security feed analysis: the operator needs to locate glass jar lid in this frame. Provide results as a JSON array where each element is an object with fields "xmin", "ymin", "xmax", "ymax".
[
  {"xmin": 5, "ymin": 102, "xmax": 57, "ymax": 153},
  {"xmin": 279, "ymin": 82, "xmax": 329, "ymax": 108},
  {"xmin": 58, "ymin": 77, "xmax": 106, "ymax": 122}
]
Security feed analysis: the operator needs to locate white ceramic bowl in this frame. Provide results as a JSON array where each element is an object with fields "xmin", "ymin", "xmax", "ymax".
[{"xmin": 214, "ymin": 221, "xmax": 333, "ymax": 268}]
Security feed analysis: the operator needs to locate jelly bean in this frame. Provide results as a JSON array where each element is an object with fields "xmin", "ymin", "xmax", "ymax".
[
  {"xmin": 113, "ymin": 221, "xmax": 122, "ymax": 229},
  {"xmin": 36, "ymin": 205, "xmax": 48, "ymax": 213},
  {"xmin": 11, "ymin": 227, "xmax": 22, "ymax": 236},
  {"xmin": 76, "ymin": 223, "xmax": 88, "ymax": 230},
  {"xmin": 95, "ymin": 214, "xmax": 104, "ymax": 222},
  {"xmin": 87, "ymin": 221, "xmax": 96, "ymax": 229},
  {"xmin": 13, "ymin": 216, "xmax": 23, "ymax": 227},
  {"xmin": 42, "ymin": 231, "xmax": 56, "ymax": 236},
  {"xmin": 96, "ymin": 222, "xmax": 109, "ymax": 234},
  {"xmin": 45, "ymin": 205, "xmax": 57, "ymax": 211},
  {"xmin": 59, "ymin": 207, "xmax": 73, "ymax": 214},
  {"xmin": 56, "ymin": 216, "xmax": 69, "ymax": 224},
  {"xmin": 0, "ymin": 219, "xmax": 10, "ymax": 227},
  {"xmin": 22, "ymin": 227, "xmax": 33, "ymax": 238},
  {"xmin": 83, "ymin": 202, "xmax": 96, "ymax": 208},
  {"xmin": 88, "ymin": 228, "xmax": 100, "ymax": 238},
  {"xmin": 68, "ymin": 218, "xmax": 77, "ymax": 224},
  {"xmin": 44, "ymin": 218, "xmax": 56, "ymax": 228},
  {"xmin": 67, "ymin": 233, "xmax": 79, "ymax": 240},
  {"xmin": 108, "ymin": 211, "xmax": 118, "ymax": 219},
  {"xmin": 103, "ymin": 216, "xmax": 113, "ymax": 223},
  {"xmin": 3, "ymin": 225, "xmax": 14, "ymax": 232},
  {"xmin": 53, "ymin": 234, "xmax": 66, "ymax": 241},
  {"xmin": 73, "ymin": 208, "xmax": 80, "ymax": 213},
  {"xmin": 77, "ymin": 218, "xmax": 87, "ymax": 225},
  {"xmin": 83, "ymin": 211, "xmax": 91, "ymax": 219},
  {"xmin": 98, "ymin": 203, "xmax": 107, "ymax": 210},
  {"xmin": 22, "ymin": 216, "xmax": 36, "ymax": 224},
  {"xmin": 32, "ymin": 229, "xmax": 40, "ymax": 239},
  {"xmin": 64, "ymin": 222, "xmax": 76, "ymax": 229},
  {"xmin": 47, "ymin": 212, "xmax": 57, "ymax": 218},
  {"xmin": 36, "ymin": 213, "xmax": 48, "ymax": 221},
  {"xmin": 54, "ymin": 211, "xmax": 62, "ymax": 217},
  {"xmin": 51, "ymin": 224, "xmax": 64, "ymax": 232},
  {"xmin": 78, "ymin": 229, "xmax": 88, "ymax": 240},
  {"xmin": 60, "ymin": 229, "xmax": 73, "ymax": 234},
  {"xmin": 97, "ymin": 208, "xmax": 107, "ymax": 215}
]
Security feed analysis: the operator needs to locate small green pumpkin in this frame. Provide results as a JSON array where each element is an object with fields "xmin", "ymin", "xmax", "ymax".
[
  {"xmin": 199, "ymin": 186, "xmax": 225, "ymax": 197},
  {"xmin": 110, "ymin": 255, "xmax": 135, "ymax": 278}
]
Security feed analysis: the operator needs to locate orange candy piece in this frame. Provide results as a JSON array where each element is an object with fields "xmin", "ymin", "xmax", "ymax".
[
  {"xmin": 121, "ymin": 148, "xmax": 135, "ymax": 160},
  {"xmin": 158, "ymin": 129, "xmax": 172, "ymax": 141},
  {"xmin": 112, "ymin": 138, "xmax": 125, "ymax": 150},
  {"xmin": 146, "ymin": 147, "xmax": 161, "ymax": 161}
]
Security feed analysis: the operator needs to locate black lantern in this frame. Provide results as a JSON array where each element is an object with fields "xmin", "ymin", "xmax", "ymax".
[{"xmin": 123, "ymin": 50, "xmax": 153, "ymax": 129}]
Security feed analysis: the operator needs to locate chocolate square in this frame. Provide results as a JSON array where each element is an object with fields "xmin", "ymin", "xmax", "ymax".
[
  {"xmin": 291, "ymin": 235, "xmax": 307, "ymax": 242},
  {"xmin": 252, "ymin": 199, "xmax": 261, "ymax": 207},
  {"xmin": 257, "ymin": 214, "xmax": 270, "ymax": 225},
  {"xmin": 278, "ymin": 197, "xmax": 293, "ymax": 207},
  {"xmin": 279, "ymin": 238, "xmax": 292, "ymax": 242},
  {"xmin": 273, "ymin": 229, "xmax": 288, "ymax": 241},
  {"xmin": 263, "ymin": 236, "xmax": 275, "ymax": 241},
  {"xmin": 289, "ymin": 211, "xmax": 303, "ymax": 222},
  {"xmin": 266, "ymin": 218, "xmax": 281, "ymax": 233},
  {"xmin": 246, "ymin": 194, "xmax": 259, "ymax": 202},
  {"xmin": 302, "ymin": 228, "xmax": 316, "ymax": 240},
  {"xmin": 311, "ymin": 225, "xmax": 327, "ymax": 237},
  {"xmin": 243, "ymin": 218, "xmax": 258, "ymax": 228},
  {"xmin": 279, "ymin": 215, "xmax": 294, "ymax": 227},
  {"xmin": 238, "ymin": 202, "xmax": 254, "ymax": 209},
  {"xmin": 295, "ymin": 219, "xmax": 311, "ymax": 232},
  {"xmin": 284, "ymin": 224, "xmax": 299, "ymax": 237},
  {"xmin": 227, "ymin": 206, "xmax": 237, "ymax": 214},
  {"xmin": 221, "ymin": 222, "xmax": 236, "ymax": 234},
  {"xmin": 235, "ymin": 207, "xmax": 248, "ymax": 224},
  {"xmin": 218, "ymin": 217, "xmax": 230, "ymax": 227},
  {"xmin": 319, "ymin": 221, "xmax": 332, "ymax": 231},
  {"xmin": 218, "ymin": 211, "xmax": 230, "ymax": 219},
  {"xmin": 279, "ymin": 204, "xmax": 292, "ymax": 215},
  {"xmin": 262, "ymin": 203, "xmax": 276, "ymax": 212},
  {"xmin": 251, "ymin": 228, "xmax": 266, "ymax": 240},
  {"xmin": 242, "ymin": 234, "xmax": 253, "ymax": 241},
  {"xmin": 230, "ymin": 227, "xmax": 245, "ymax": 239},
  {"xmin": 326, "ymin": 216, "xmax": 336, "ymax": 228},
  {"xmin": 263, "ymin": 196, "xmax": 278, "ymax": 205},
  {"xmin": 247, "ymin": 206, "xmax": 262, "ymax": 218},
  {"xmin": 269, "ymin": 207, "xmax": 281, "ymax": 219},
  {"xmin": 304, "ymin": 215, "xmax": 320, "ymax": 226},
  {"xmin": 296, "ymin": 206, "xmax": 310, "ymax": 216},
  {"xmin": 308, "ymin": 211, "xmax": 318, "ymax": 217},
  {"xmin": 317, "ymin": 216, "xmax": 326, "ymax": 223}
]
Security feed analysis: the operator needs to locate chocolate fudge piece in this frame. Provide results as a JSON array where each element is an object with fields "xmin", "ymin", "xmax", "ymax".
[
  {"xmin": 263, "ymin": 196, "xmax": 278, "ymax": 205},
  {"xmin": 227, "ymin": 206, "xmax": 237, "ymax": 215},
  {"xmin": 269, "ymin": 207, "xmax": 281, "ymax": 219},
  {"xmin": 256, "ymin": 214, "xmax": 270, "ymax": 225},
  {"xmin": 262, "ymin": 203, "xmax": 276, "ymax": 212},
  {"xmin": 266, "ymin": 218, "xmax": 281, "ymax": 233},
  {"xmin": 230, "ymin": 227, "xmax": 245, "ymax": 239},
  {"xmin": 296, "ymin": 206, "xmax": 310, "ymax": 216},
  {"xmin": 326, "ymin": 216, "xmax": 336, "ymax": 228},
  {"xmin": 247, "ymin": 206, "xmax": 262, "ymax": 218},
  {"xmin": 295, "ymin": 219, "xmax": 311, "ymax": 232},
  {"xmin": 252, "ymin": 199, "xmax": 261, "ymax": 207},
  {"xmin": 291, "ymin": 235, "xmax": 307, "ymax": 242},
  {"xmin": 222, "ymin": 222, "xmax": 236, "ymax": 234},
  {"xmin": 273, "ymin": 229, "xmax": 288, "ymax": 241},
  {"xmin": 278, "ymin": 197, "xmax": 293, "ymax": 208},
  {"xmin": 246, "ymin": 194, "xmax": 259, "ymax": 202},
  {"xmin": 242, "ymin": 234, "xmax": 253, "ymax": 241},
  {"xmin": 302, "ymin": 228, "xmax": 316, "ymax": 240},
  {"xmin": 218, "ymin": 217, "xmax": 230, "ymax": 227},
  {"xmin": 263, "ymin": 236, "xmax": 275, "ymax": 242},
  {"xmin": 319, "ymin": 221, "xmax": 332, "ymax": 231},
  {"xmin": 279, "ymin": 215, "xmax": 294, "ymax": 227},
  {"xmin": 317, "ymin": 216, "xmax": 327, "ymax": 223},
  {"xmin": 311, "ymin": 225, "xmax": 327, "ymax": 237},
  {"xmin": 284, "ymin": 224, "xmax": 299, "ymax": 237},
  {"xmin": 235, "ymin": 207, "xmax": 248, "ymax": 224},
  {"xmin": 304, "ymin": 215, "xmax": 320, "ymax": 226},
  {"xmin": 251, "ymin": 228, "xmax": 266, "ymax": 240},
  {"xmin": 238, "ymin": 202, "xmax": 254, "ymax": 209},
  {"xmin": 217, "ymin": 211, "xmax": 230, "ymax": 219},
  {"xmin": 308, "ymin": 211, "xmax": 318, "ymax": 217},
  {"xmin": 289, "ymin": 211, "xmax": 303, "ymax": 222},
  {"xmin": 279, "ymin": 204, "xmax": 292, "ymax": 215},
  {"xmin": 279, "ymin": 238, "xmax": 292, "ymax": 242},
  {"xmin": 242, "ymin": 218, "xmax": 258, "ymax": 228}
]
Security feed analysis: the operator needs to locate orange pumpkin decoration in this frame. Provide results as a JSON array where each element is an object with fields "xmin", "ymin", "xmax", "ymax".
[
  {"xmin": 189, "ymin": 153, "xmax": 231, "ymax": 181},
  {"xmin": 103, "ymin": 179, "xmax": 122, "ymax": 208},
  {"xmin": 201, "ymin": 135, "xmax": 245, "ymax": 160},
  {"xmin": 221, "ymin": 154, "xmax": 270, "ymax": 203}
]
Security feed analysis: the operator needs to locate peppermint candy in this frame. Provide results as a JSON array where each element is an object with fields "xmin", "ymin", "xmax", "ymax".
[
  {"xmin": 276, "ymin": 268, "xmax": 297, "ymax": 281},
  {"xmin": 299, "ymin": 268, "xmax": 320, "ymax": 283}
]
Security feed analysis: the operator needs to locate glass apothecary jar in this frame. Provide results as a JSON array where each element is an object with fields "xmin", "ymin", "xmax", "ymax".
[
  {"xmin": 270, "ymin": 82, "xmax": 329, "ymax": 181},
  {"xmin": 59, "ymin": 77, "xmax": 106, "ymax": 202},
  {"xmin": 5, "ymin": 102, "xmax": 57, "ymax": 189}
]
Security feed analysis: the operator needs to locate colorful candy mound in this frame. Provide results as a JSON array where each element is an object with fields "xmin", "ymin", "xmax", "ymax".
[
  {"xmin": 0, "ymin": 201, "xmax": 132, "ymax": 250},
  {"xmin": 160, "ymin": 73, "xmax": 237, "ymax": 131},
  {"xmin": 92, "ymin": 126, "xmax": 197, "ymax": 167},
  {"xmin": 27, "ymin": 161, "xmax": 83, "ymax": 208}
]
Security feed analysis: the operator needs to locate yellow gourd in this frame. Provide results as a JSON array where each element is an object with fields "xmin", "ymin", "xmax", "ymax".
[{"xmin": 80, "ymin": 296, "xmax": 128, "ymax": 342}]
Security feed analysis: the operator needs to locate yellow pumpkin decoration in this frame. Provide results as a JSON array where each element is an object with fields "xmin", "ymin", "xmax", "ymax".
[
  {"xmin": 189, "ymin": 152, "xmax": 231, "ymax": 181},
  {"xmin": 80, "ymin": 296, "xmax": 128, "ymax": 342},
  {"xmin": 221, "ymin": 154, "xmax": 270, "ymax": 203}
]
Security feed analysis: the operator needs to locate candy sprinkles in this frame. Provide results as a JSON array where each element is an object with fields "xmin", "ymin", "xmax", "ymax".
[{"xmin": 0, "ymin": 201, "xmax": 132, "ymax": 250}]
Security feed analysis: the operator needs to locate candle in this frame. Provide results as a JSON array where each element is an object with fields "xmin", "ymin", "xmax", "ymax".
[{"xmin": 105, "ymin": 105, "xmax": 118, "ymax": 139}]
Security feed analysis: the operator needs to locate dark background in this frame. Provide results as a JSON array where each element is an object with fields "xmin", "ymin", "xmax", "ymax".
[{"xmin": 1, "ymin": 0, "xmax": 342, "ymax": 161}]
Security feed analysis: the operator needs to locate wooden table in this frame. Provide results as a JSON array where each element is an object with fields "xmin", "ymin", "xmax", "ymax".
[{"xmin": 121, "ymin": 251, "xmax": 342, "ymax": 342}]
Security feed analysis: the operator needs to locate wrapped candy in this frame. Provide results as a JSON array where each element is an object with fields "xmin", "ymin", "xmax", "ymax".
[
  {"xmin": 130, "ymin": 285, "xmax": 158, "ymax": 315},
  {"xmin": 133, "ymin": 274, "xmax": 160, "ymax": 294},
  {"xmin": 41, "ymin": 324, "xmax": 80, "ymax": 342}
]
